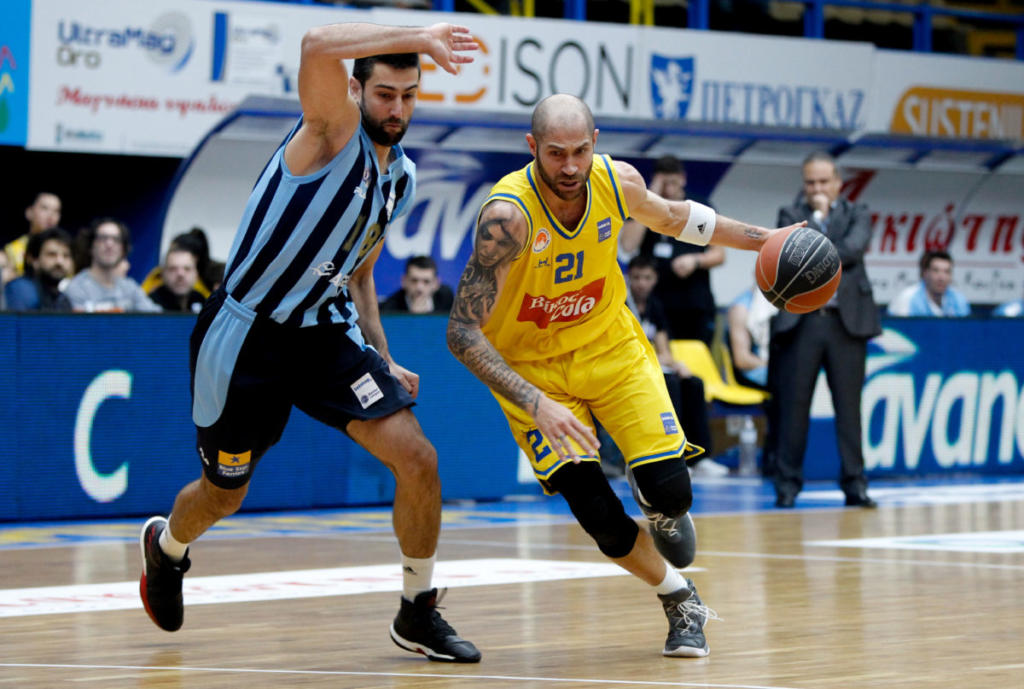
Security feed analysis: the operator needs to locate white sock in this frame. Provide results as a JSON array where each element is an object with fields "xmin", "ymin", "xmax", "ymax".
[
  {"xmin": 159, "ymin": 524, "xmax": 189, "ymax": 563},
  {"xmin": 402, "ymin": 554, "xmax": 436, "ymax": 601},
  {"xmin": 654, "ymin": 563, "xmax": 688, "ymax": 595}
]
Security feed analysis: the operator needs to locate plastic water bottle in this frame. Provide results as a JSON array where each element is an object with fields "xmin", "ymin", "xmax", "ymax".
[{"xmin": 738, "ymin": 415, "xmax": 758, "ymax": 476}]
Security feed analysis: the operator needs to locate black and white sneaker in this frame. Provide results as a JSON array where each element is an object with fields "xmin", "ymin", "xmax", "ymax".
[
  {"xmin": 659, "ymin": 579, "xmax": 717, "ymax": 657},
  {"xmin": 390, "ymin": 588, "xmax": 481, "ymax": 663},
  {"xmin": 139, "ymin": 516, "xmax": 190, "ymax": 632},
  {"xmin": 628, "ymin": 469, "xmax": 697, "ymax": 569}
]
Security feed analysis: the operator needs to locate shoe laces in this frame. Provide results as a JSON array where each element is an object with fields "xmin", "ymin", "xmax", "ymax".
[
  {"xmin": 650, "ymin": 513, "xmax": 681, "ymax": 538},
  {"xmin": 667, "ymin": 597, "xmax": 720, "ymax": 629},
  {"xmin": 418, "ymin": 588, "xmax": 456, "ymax": 636}
]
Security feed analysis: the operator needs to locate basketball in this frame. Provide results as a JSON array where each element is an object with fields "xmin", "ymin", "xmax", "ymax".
[{"xmin": 755, "ymin": 226, "xmax": 842, "ymax": 314}]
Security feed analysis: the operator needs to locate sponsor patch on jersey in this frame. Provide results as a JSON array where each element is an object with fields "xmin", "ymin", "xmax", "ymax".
[
  {"xmin": 351, "ymin": 372, "xmax": 384, "ymax": 409},
  {"xmin": 660, "ymin": 412, "xmax": 679, "ymax": 435},
  {"xmin": 533, "ymin": 228, "xmax": 551, "ymax": 253},
  {"xmin": 597, "ymin": 217, "xmax": 612, "ymax": 242},
  {"xmin": 217, "ymin": 450, "xmax": 252, "ymax": 478},
  {"xmin": 517, "ymin": 278, "xmax": 605, "ymax": 329}
]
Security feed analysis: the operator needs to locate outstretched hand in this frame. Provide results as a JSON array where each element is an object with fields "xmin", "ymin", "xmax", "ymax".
[
  {"xmin": 425, "ymin": 23, "xmax": 479, "ymax": 74},
  {"xmin": 532, "ymin": 395, "xmax": 600, "ymax": 464}
]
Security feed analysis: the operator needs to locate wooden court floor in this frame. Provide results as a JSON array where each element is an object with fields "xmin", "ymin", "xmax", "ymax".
[{"xmin": 1, "ymin": 482, "xmax": 1023, "ymax": 689}]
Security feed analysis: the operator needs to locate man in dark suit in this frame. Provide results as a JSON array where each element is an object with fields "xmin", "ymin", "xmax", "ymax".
[{"xmin": 769, "ymin": 151, "xmax": 881, "ymax": 509}]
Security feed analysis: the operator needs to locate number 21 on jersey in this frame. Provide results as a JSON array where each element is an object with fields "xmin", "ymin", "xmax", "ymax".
[{"xmin": 554, "ymin": 251, "xmax": 584, "ymax": 284}]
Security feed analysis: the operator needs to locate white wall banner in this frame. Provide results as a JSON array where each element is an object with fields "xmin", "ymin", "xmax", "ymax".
[
  {"xmin": 27, "ymin": 0, "xmax": 360, "ymax": 155},
  {"xmin": 868, "ymin": 50, "xmax": 1024, "ymax": 140},
  {"xmin": 29, "ymin": 1, "xmax": 877, "ymax": 155},
  {"xmin": 375, "ymin": 9, "xmax": 873, "ymax": 129},
  {"xmin": 710, "ymin": 162, "xmax": 1024, "ymax": 306}
]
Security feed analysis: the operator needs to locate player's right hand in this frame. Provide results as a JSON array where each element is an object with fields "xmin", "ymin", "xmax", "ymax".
[
  {"xmin": 425, "ymin": 24, "xmax": 479, "ymax": 74},
  {"xmin": 532, "ymin": 395, "xmax": 600, "ymax": 464}
]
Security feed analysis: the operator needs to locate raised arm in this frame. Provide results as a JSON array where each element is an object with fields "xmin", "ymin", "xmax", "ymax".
[
  {"xmin": 615, "ymin": 160, "xmax": 802, "ymax": 252},
  {"xmin": 289, "ymin": 23, "xmax": 478, "ymax": 171},
  {"xmin": 447, "ymin": 200, "xmax": 599, "ymax": 461}
]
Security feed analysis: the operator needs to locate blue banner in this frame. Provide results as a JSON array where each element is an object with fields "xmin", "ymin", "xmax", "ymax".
[
  {"xmin": 0, "ymin": 313, "xmax": 526, "ymax": 521},
  {"xmin": 3, "ymin": 314, "xmax": 1021, "ymax": 521},
  {"xmin": 803, "ymin": 318, "xmax": 1024, "ymax": 480},
  {"xmin": 0, "ymin": 0, "xmax": 31, "ymax": 146}
]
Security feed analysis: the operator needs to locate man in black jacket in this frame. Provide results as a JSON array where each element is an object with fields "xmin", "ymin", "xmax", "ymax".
[{"xmin": 769, "ymin": 151, "xmax": 881, "ymax": 509}]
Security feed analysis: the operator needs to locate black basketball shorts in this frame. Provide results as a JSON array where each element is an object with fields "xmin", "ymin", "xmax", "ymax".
[{"xmin": 189, "ymin": 291, "xmax": 415, "ymax": 489}]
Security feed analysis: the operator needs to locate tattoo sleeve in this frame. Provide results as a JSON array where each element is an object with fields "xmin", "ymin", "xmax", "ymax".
[{"xmin": 447, "ymin": 205, "xmax": 540, "ymax": 415}]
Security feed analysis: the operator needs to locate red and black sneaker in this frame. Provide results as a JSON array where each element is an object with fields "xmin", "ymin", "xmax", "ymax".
[
  {"xmin": 139, "ymin": 516, "xmax": 190, "ymax": 632},
  {"xmin": 389, "ymin": 588, "xmax": 481, "ymax": 663}
]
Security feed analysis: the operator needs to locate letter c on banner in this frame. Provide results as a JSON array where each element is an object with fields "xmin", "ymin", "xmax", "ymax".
[{"xmin": 74, "ymin": 370, "xmax": 131, "ymax": 503}]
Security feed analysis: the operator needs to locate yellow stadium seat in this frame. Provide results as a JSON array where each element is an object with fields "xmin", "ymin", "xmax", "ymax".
[{"xmin": 669, "ymin": 339, "xmax": 770, "ymax": 406}]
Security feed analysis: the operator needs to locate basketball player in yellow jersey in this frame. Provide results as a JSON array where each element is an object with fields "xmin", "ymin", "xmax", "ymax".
[{"xmin": 448, "ymin": 94, "xmax": 804, "ymax": 657}]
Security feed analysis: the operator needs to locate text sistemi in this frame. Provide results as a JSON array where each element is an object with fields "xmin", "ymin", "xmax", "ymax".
[{"xmin": 699, "ymin": 81, "xmax": 865, "ymax": 129}]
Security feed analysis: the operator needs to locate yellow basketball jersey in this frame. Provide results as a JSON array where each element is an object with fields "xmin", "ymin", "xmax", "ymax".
[{"xmin": 480, "ymin": 155, "xmax": 630, "ymax": 361}]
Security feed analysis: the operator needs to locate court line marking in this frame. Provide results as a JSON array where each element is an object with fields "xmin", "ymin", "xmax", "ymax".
[
  {"xmin": 0, "ymin": 558, "xmax": 631, "ymax": 619},
  {"xmin": 806, "ymin": 529, "xmax": 1024, "ymax": 553},
  {"xmin": 0, "ymin": 662, "xmax": 804, "ymax": 689}
]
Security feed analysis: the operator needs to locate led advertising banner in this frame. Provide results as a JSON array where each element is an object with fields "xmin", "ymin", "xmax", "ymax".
[
  {"xmin": 805, "ymin": 320, "xmax": 1024, "ymax": 480},
  {"xmin": 0, "ymin": 313, "xmax": 525, "ymax": 521}
]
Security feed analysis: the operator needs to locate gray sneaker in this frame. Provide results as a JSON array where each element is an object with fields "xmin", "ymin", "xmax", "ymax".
[
  {"xmin": 628, "ymin": 469, "xmax": 696, "ymax": 569},
  {"xmin": 658, "ymin": 579, "xmax": 716, "ymax": 657}
]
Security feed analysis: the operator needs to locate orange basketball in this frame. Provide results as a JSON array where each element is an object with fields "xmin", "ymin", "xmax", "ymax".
[{"xmin": 755, "ymin": 226, "xmax": 842, "ymax": 314}]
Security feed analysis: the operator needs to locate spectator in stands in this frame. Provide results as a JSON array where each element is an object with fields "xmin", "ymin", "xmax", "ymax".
[
  {"xmin": 148, "ymin": 247, "xmax": 206, "ymax": 313},
  {"xmin": 887, "ymin": 250, "xmax": 971, "ymax": 317},
  {"xmin": 64, "ymin": 218, "xmax": 161, "ymax": 313},
  {"xmin": 627, "ymin": 255, "xmax": 725, "ymax": 478},
  {"xmin": 620, "ymin": 155, "xmax": 725, "ymax": 344},
  {"xmin": 4, "ymin": 191, "xmax": 62, "ymax": 276},
  {"xmin": 142, "ymin": 227, "xmax": 219, "ymax": 299},
  {"xmin": 380, "ymin": 255, "xmax": 454, "ymax": 314},
  {"xmin": 3, "ymin": 227, "xmax": 74, "ymax": 312},
  {"xmin": 727, "ymin": 285, "xmax": 778, "ymax": 390},
  {"xmin": 770, "ymin": 151, "xmax": 880, "ymax": 509}
]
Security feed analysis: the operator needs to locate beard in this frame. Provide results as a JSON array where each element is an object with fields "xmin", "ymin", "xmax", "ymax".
[
  {"xmin": 38, "ymin": 266, "xmax": 67, "ymax": 288},
  {"xmin": 536, "ymin": 160, "xmax": 592, "ymax": 201},
  {"xmin": 360, "ymin": 103, "xmax": 409, "ymax": 147}
]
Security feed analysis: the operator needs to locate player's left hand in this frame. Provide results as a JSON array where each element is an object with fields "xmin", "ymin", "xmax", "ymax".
[
  {"xmin": 388, "ymin": 361, "xmax": 420, "ymax": 399},
  {"xmin": 424, "ymin": 24, "xmax": 479, "ymax": 74}
]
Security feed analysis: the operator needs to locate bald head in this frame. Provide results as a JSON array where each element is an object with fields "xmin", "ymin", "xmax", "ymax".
[{"xmin": 531, "ymin": 94, "xmax": 595, "ymax": 142}]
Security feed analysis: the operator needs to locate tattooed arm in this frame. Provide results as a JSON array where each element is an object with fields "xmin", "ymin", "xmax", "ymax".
[
  {"xmin": 614, "ymin": 159, "xmax": 804, "ymax": 251},
  {"xmin": 447, "ymin": 200, "xmax": 599, "ymax": 461}
]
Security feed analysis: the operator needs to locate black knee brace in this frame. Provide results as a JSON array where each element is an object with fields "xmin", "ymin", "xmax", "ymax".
[
  {"xmin": 548, "ymin": 462, "xmax": 640, "ymax": 559},
  {"xmin": 631, "ymin": 458, "xmax": 693, "ymax": 518}
]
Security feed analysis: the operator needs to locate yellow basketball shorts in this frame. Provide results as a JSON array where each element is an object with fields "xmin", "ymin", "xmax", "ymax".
[{"xmin": 492, "ymin": 312, "xmax": 702, "ymax": 491}]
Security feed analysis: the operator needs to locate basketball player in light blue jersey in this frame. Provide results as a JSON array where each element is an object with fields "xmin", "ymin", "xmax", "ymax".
[{"xmin": 139, "ymin": 21, "xmax": 482, "ymax": 663}]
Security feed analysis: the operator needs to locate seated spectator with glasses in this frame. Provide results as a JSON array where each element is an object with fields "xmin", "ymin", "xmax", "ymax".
[{"xmin": 65, "ymin": 218, "xmax": 161, "ymax": 313}]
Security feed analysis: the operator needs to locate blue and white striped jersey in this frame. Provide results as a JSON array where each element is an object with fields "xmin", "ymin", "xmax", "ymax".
[{"xmin": 222, "ymin": 118, "xmax": 416, "ymax": 330}]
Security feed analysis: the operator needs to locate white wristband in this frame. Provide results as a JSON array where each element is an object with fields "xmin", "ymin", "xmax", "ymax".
[{"xmin": 678, "ymin": 200, "xmax": 716, "ymax": 246}]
